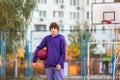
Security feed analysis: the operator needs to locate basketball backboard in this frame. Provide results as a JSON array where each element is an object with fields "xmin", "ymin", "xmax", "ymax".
[{"xmin": 92, "ymin": 3, "xmax": 120, "ymax": 25}]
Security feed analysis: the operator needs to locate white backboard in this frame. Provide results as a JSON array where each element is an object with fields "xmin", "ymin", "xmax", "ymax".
[{"xmin": 92, "ymin": 2, "xmax": 120, "ymax": 25}]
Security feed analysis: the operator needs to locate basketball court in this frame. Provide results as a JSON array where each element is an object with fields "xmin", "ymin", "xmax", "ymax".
[{"xmin": 1, "ymin": 2, "xmax": 120, "ymax": 80}]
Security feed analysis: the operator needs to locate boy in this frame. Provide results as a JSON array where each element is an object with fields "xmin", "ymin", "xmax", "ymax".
[{"xmin": 32, "ymin": 22, "xmax": 66, "ymax": 80}]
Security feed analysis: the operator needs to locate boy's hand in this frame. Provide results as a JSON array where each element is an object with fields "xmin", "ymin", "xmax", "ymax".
[
  {"xmin": 56, "ymin": 64, "xmax": 61, "ymax": 70},
  {"xmin": 32, "ymin": 63, "xmax": 37, "ymax": 68}
]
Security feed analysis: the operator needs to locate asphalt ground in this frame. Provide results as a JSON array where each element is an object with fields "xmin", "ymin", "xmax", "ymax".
[{"xmin": 0, "ymin": 75, "xmax": 117, "ymax": 80}]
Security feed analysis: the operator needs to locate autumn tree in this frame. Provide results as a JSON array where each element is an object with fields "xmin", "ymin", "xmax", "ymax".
[
  {"xmin": 0, "ymin": 0, "xmax": 36, "ymax": 77},
  {"xmin": 67, "ymin": 21, "xmax": 96, "ymax": 60},
  {"xmin": 0, "ymin": 0, "xmax": 36, "ymax": 53}
]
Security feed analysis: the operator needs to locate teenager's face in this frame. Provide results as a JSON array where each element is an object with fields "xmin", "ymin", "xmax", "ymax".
[{"xmin": 50, "ymin": 27, "xmax": 58, "ymax": 37}]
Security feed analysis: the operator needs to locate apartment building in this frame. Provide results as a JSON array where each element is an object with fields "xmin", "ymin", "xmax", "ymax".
[
  {"xmin": 28, "ymin": 0, "xmax": 119, "ymax": 53},
  {"xmin": 28, "ymin": 0, "xmax": 84, "ymax": 52},
  {"xmin": 29, "ymin": 0, "xmax": 83, "ymax": 31}
]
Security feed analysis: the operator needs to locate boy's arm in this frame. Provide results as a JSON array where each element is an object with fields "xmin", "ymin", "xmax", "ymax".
[
  {"xmin": 58, "ymin": 37, "xmax": 66, "ymax": 66},
  {"xmin": 32, "ymin": 36, "xmax": 47, "ymax": 63}
]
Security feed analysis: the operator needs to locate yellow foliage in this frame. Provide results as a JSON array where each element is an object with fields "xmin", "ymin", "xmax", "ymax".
[
  {"xmin": 18, "ymin": 52, "xmax": 24, "ymax": 58},
  {"xmin": 69, "ymin": 64, "xmax": 80, "ymax": 76},
  {"xmin": 106, "ymin": 49, "xmax": 111, "ymax": 57},
  {"xmin": 66, "ymin": 44, "xmax": 80, "ymax": 60},
  {"xmin": 17, "ymin": 47, "xmax": 24, "ymax": 58},
  {"xmin": 0, "ymin": 56, "xmax": 1, "ymax": 60},
  {"xmin": 106, "ymin": 44, "xmax": 119, "ymax": 57},
  {"xmin": 114, "ymin": 43, "xmax": 120, "ymax": 56},
  {"xmin": 0, "ymin": 6, "xmax": 4, "ymax": 11}
]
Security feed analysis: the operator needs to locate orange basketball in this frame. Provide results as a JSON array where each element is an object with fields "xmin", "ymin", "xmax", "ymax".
[{"xmin": 38, "ymin": 49, "xmax": 47, "ymax": 60}]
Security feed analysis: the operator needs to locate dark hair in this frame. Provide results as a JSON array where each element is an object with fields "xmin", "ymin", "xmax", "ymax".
[{"xmin": 49, "ymin": 22, "xmax": 59, "ymax": 30}]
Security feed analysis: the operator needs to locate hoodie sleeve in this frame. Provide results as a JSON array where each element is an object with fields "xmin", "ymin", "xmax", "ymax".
[
  {"xmin": 32, "ymin": 36, "xmax": 47, "ymax": 63},
  {"xmin": 58, "ymin": 36, "xmax": 66, "ymax": 65}
]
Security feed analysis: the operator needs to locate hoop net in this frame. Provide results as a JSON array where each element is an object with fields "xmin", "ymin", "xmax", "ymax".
[{"xmin": 101, "ymin": 20, "xmax": 112, "ymax": 24}]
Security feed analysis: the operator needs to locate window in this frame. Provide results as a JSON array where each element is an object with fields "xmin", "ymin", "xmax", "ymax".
[
  {"xmin": 87, "ymin": 0, "xmax": 89, "ymax": 5},
  {"xmin": 94, "ymin": 0, "xmax": 96, "ymax": 3},
  {"xmin": 70, "ymin": 0, "xmax": 79, "ymax": 6},
  {"xmin": 59, "ymin": 25, "xmax": 64, "ymax": 31},
  {"xmin": 38, "ymin": 0, "xmax": 40, "ymax": 3},
  {"xmin": 102, "ymin": 0, "xmax": 105, "ymax": 3},
  {"xmin": 54, "ymin": 0, "xmax": 64, "ymax": 5},
  {"xmin": 53, "ymin": 11, "xmax": 64, "ymax": 18},
  {"xmin": 102, "ymin": 40, "xmax": 106, "ymax": 47},
  {"xmin": 77, "ymin": 12, "xmax": 79, "ymax": 19},
  {"xmin": 91, "ymin": 26, "xmax": 93, "ymax": 32},
  {"xmin": 70, "ymin": 25, "xmax": 75, "ymax": 32},
  {"xmin": 87, "ymin": 12, "xmax": 89, "ymax": 19},
  {"xmin": 93, "ymin": 26, "xmax": 96, "ymax": 33},
  {"xmin": 35, "ymin": 24, "xmax": 46, "ymax": 31},
  {"xmin": 38, "ymin": 0, "xmax": 47, "ymax": 4},
  {"xmin": 39, "ymin": 11, "xmax": 46, "ymax": 17},
  {"xmin": 77, "ymin": 0, "xmax": 79, "ymax": 5},
  {"xmin": 102, "ymin": 26, "xmax": 105, "ymax": 33},
  {"xmin": 70, "ymin": 12, "xmax": 80, "ymax": 20}
]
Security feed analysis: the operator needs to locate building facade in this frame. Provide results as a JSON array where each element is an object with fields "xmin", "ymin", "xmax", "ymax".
[
  {"xmin": 29, "ymin": 0, "xmax": 84, "ymax": 52},
  {"xmin": 28, "ymin": 0, "xmax": 118, "ymax": 53},
  {"xmin": 29, "ymin": 0, "xmax": 83, "ymax": 32}
]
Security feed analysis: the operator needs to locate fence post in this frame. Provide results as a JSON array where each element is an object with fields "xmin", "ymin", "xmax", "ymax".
[
  {"xmin": 0, "ymin": 32, "xmax": 6, "ymax": 78},
  {"xmin": 1, "ymin": 40, "xmax": 6, "ymax": 78},
  {"xmin": 111, "ymin": 39, "xmax": 115, "ymax": 80},
  {"xmin": 81, "ymin": 40, "xmax": 85, "ymax": 80},
  {"xmin": 26, "ymin": 41, "xmax": 31, "ymax": 78}
]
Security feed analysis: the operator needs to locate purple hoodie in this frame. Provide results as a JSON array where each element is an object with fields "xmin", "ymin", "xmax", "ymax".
[{"xmin": 32, "ymin": 34, "xmax": 66, "ymax": 69}]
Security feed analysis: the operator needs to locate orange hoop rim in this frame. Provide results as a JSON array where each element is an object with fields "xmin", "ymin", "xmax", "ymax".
[{"xmin": 101, "ymin": 20, "xmax": 112, "ymax": 24}]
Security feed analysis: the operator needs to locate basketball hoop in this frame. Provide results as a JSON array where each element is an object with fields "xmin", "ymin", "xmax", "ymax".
[{"xmin": 101, "ymin": 20, "xmax": 111, "ymax": 24}]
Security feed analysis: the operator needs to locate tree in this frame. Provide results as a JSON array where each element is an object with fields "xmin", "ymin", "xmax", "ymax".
[
  {"xmin": 0, "ymin": 0, "xmax": 36, "ymax": 77},
  {"xmin": 67, "ymin": 21, "xmax": 96, "ymax": 60},
  {"xmin": 0, "ymin": 0, "xmax": 36, "ymax": 53}
]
